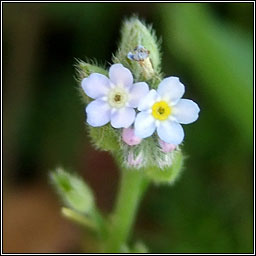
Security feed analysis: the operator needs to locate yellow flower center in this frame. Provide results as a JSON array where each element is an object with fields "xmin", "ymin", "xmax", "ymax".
[{"xmin": 152, "ymin": 101, "xmax": 171, "ymax": 120}]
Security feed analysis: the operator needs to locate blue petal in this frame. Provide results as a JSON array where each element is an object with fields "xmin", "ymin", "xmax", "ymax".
[
  {"xmin": 173, "ymin": 99, "xmax": 200, "ymax": 124},
  {"xmin": 128, "ymin": 82, "xmax": 149, "ymax": 108},
  {"xmin": 82, "ymin": 73, "xmax": 110, "ymax": 99},
  {"xmin": 157, "ymin": 120, "xmax": 184, "ymax": 145},
  {"xmin": 110, "ymin": 107, "xmax": 135, "ymax": 128},
  {"xmin": 109, "ymin": 64, "xmax": 133, "ymax": 88},
  {"xmin": 137, "ymin": 90, "xmax": 158, "ymax": 111},
  {"xmin": 134, "ymin": 111, "xmax": 156, "ymax": 138},
  {"xmin": 157, "ymin": 77, "xmax": 185, "ymax": 104},
  {"xmin": 86, "ymin": 99, "xmax": 111, "ymax": 127}
]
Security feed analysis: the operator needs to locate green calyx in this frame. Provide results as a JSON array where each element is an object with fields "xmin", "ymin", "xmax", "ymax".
[{"xmin": 144, "ymin": 149, "xmax": 184, "ymax": 185}]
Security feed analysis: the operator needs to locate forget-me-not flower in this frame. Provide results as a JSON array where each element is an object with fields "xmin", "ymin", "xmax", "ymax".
[
  {"xmin": 134, "ymin": 77, "xmax": 200, "ymax": 145},
  {"xmin": 82, "ymin": 64, "xmax": 149, "ymax": 128}
]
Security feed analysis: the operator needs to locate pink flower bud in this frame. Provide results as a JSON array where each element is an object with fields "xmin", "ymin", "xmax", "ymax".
[
  {"xmin": 122, "ymin": 127, "xmax": 142, "ymax": 146},
  {"xmin": 127, "ymin": 152, "xmax": 143, "ymax": 167},
  {"xmin": 158, "ymin": 139, "xmax": 176, "ymax": 153}
]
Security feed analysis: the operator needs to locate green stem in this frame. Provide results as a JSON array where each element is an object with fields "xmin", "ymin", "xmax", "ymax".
[{"xmin": 105, "ymin": 169, "xmax": 149, "ymax": 253}]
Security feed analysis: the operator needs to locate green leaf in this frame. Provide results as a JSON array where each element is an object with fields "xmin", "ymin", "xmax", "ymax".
[
  {"xmin": 144, "ymin": 150, "xmax": 184, "ymax": 185},
  {"xmin": 61, "ymin": 207, "xmax": 97, "ymax": 230},
  {"xmin": 75, "ymin": 59, "xmax": 108, "ymax": 80},
  {"xmin": 50, "ymin": 167, "xmax": 94, "ymax": 214},
  {"xmin": 88, "ymin": 124, "xmax": 120, "ymax": 152}
]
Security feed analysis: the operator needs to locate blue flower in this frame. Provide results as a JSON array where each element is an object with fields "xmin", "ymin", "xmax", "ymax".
[
  {"xmin": 82, "ymin": 64, "xmax": 149, "ymax": 128},
  {"xmin": 134, "ymin": 77, "xmax": 200, "ymax": 145}
]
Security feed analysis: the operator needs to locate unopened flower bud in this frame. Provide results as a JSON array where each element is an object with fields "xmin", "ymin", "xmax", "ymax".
[
  {"xmin": 127, "ymin": 152, "xmax": 143, "ymax": 167},
  {"xmin": 158, "ymin": 139, "xmax": 176, "ymax": 153},
  {"xmin": 122, "ymin": 127, "xmax": 142, "ymax": 146}
]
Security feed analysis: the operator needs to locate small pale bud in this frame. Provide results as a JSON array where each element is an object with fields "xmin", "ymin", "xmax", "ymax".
[
  {"xmin": 122, "ymin": 127, "xmax": 142, "ymax": 146},
  {"xmin": 158, "ymin": 139, "xmax": 176, "ymax": 153},
  {"xmin": 127, "ymin": 152, "xmax": 143, "ymax": 167}
]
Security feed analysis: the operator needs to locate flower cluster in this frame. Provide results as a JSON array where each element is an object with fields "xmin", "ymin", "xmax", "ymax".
[{"xmin": 82, "ymin": 63, "xmax": 200, "ymax": 148}]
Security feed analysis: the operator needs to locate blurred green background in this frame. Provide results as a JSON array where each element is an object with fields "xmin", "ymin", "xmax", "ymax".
[{"xmin": 3, "ymin": 2, "xmax": 253, "ymax": 253}]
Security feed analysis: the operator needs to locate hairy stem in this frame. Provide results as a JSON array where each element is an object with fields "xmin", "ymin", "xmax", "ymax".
[{"xmin": 105, "ymin": 169, "xmax": 149, "ymax": 253}]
